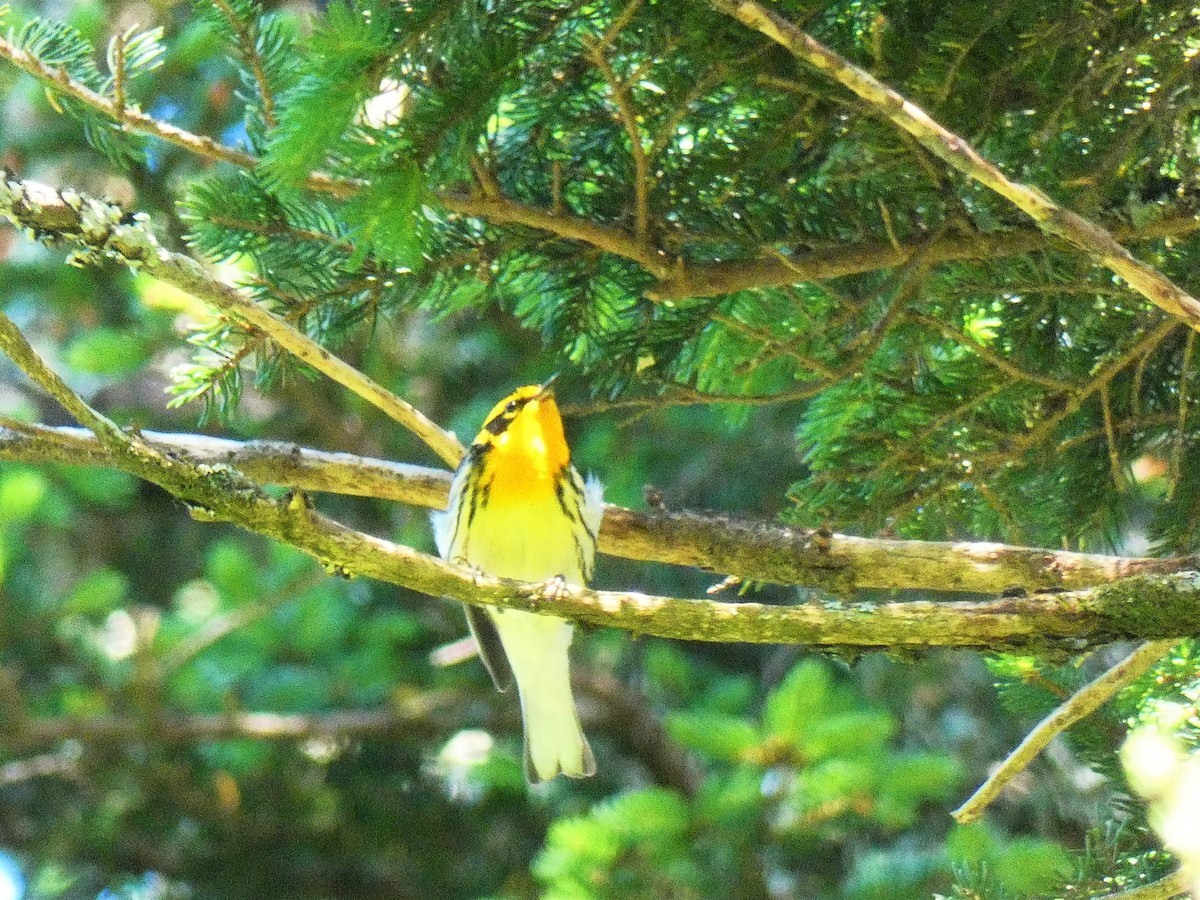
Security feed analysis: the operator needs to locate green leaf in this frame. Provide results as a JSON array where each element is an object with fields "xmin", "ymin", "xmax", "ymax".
[
  {"xmin": 55, "ymin": 467, "xmax": 138, "ymax": 508},
  {"xmin": 694, "ymin": 767, "xmax": 765, "ymax": 830},
  {"xmin": 993, "ymin": 838, "xmax": 1072, "ymax": 896},
  {"xmin": 763, "ymin": 658, "xmax": 832, "ymax": 745},
  {"xmin": 946, "ymin": 822, "xmax": 998, "ymax": 865},
  {"xmin": 0, "ymin": 468, "xmax": 48, "ymax": 523},
  {"xmin": 260, "ymin": 0, "xmax": 391, "ymax": 185},
  {"xmin": 64, "ymin": 327, "xmax": 147, "ymax": 374},
  {"xmin": 205, "ymin": 538, "xmax": 261, "ymax": 604},
  {"xmin": 798, "ymin": 709, "xmax": 897, "ymax": 761},
  {"xmin": 878, "ymin": 752, "xmax": 962, "ymax": 805},
  {"xmin": 665, "ymin": 710, "xmax": 759, "ymax": 762},
  {"xmin": 66, "ymin": 567, "xmax": 129, "ymax": 614},
  {"xmin": 534, "ymin": 815, "xmax": 623, "ymax": 884},
  {"xmin": 341, "ymin": 163, "xmax": 425, "ymax": 268},
  {"xmin": 594, "ymin": 788, "xmax": 690, "ymax": 845}
]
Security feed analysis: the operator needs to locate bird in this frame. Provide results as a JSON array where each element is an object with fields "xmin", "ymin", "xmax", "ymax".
[{"xmin": 432, "ymin": 379, "xmax": 603, "ymax": 782}]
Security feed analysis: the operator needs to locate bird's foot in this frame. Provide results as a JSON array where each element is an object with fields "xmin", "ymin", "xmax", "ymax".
[{"xmin": 538, "ymin": 574, "xmax": 569, "ymax": 604}]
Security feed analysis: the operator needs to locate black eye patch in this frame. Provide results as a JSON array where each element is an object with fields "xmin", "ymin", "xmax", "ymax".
[
  {"xmin": 484, "ymin": 397, "xmax": 530, "ymax": 435},
  {"xmin": 484, "ymin": 414, "xmax": 510, "ymax": 435}
]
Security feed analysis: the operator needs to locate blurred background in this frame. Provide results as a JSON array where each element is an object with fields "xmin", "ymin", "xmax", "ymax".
[{"xmin": 1, "ymin": 0, "xmax": 1197, "ymax": 897}]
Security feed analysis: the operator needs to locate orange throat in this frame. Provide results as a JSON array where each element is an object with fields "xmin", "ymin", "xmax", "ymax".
[{"xmin": 482, "ymin": 397, "xmax": 570, "ymax": 505}]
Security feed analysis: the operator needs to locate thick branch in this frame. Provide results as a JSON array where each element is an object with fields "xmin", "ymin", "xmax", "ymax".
[
  {"xmin": 0, "ymin": 331, "xmax": 1192, "ymax": 652},
  {"xmin": 709, "ymin": 0, "xmax": 1200, "ymax": 329},
  {"xmin": 0, "ymin": 171, "xmax": 465, "ymax": 467},
  {"xmin": 0, "ymin": 423, "xmax": 454, "ymax": 508},
  {"xmin": 0, "ymin": 416, "xmax": 1194, "ymax": 649},
  {"xmin": 5, "ymin": 423, "xmax": 1196, "ymax": 596}
]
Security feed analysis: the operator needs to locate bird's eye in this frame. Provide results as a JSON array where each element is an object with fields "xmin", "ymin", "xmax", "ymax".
[{"xmin": 505, "ymin": 400, "xmax": 518, "ymax": 414}]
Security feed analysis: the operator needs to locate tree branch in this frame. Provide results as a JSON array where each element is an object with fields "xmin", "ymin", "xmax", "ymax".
[
  {"xmin": 5, "ymin": 29, "xmax": 1194, "ymax": 307},
  {"xmin": 210, "ymin": 0, "xmax": 277, "ymax": 129},
  {"xmin": 1, "ymin": 329, "xmax": 1195, "ymax": 652},
  {"xmin": 0, "ymin": 170, "xmax": 465, "ymax": 467},
  {"xmin": 646, "ymin": 213, "xmax": 1200, "ymax": 300},
  {"xmin": 5, "ymin": 423, "xmax": 1197, "ymax": 596},
  {"xmin": 0, "ymin": 416, "xmax": 1197, "ymax": 650},
  {"xmin": 1093, "ymin": 869, "xmax": 1191, "ymax": 900},
  {"xmin": 437, "ymin": 192, "xmax": 671, "ymax": 278},
  {"xmin": 952, "ymin": 639, "xmax": 1177, "ymax": 824},
  {"xmin": 708, "ymin": 0, "xmax": 1200, "ymax": 330},
  {"xmin": 4, "ymin": 706, "xmax": 444, "ymax": 751},
  {"xmin": 586, "ymin": 32, "xmax": 651, "ymax": 241},
  {"xmin": 0, "ymin": 31, "xmax": 265, "ymax": 173}
]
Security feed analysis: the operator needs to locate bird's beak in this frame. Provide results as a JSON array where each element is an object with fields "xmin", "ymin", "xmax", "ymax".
[{"xmin": 538, "ymin": 373, "xmax": 560, "ymax": 397}]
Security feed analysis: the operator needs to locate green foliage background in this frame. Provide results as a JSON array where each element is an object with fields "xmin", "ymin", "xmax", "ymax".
[{"xmin": 0, "ymin": 0, "xmax": 1198, "ymax": 897}]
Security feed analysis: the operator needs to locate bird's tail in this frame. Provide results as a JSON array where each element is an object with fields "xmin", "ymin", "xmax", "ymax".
[{"xmin": 492, "ymin": 608, "xmax": 595, "ymax": 782}]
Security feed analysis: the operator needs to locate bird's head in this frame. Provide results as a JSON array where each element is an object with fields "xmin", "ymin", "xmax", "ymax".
[{"xmin": 472, "ymin": 378, "xmax": 570, "ymax": 477}]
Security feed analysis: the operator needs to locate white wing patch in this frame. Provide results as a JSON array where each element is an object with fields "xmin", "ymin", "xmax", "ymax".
[
  {"xmin": 431, "ymin": 459, "xmax": 471, "ymax": 560},
  {"xmin": 581, "ymin": 473, "xmax": 604, "ymax": 535}
]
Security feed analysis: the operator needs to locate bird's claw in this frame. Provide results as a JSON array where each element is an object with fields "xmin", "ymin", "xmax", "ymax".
[{"xmin": 538, "ymin": 574, "xmax": 568, "ymax": 603}]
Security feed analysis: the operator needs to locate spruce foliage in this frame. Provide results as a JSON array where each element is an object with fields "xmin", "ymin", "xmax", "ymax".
[{"xmin": 1, "ymin": 0, "xmax": 1199, "ymax": 896}]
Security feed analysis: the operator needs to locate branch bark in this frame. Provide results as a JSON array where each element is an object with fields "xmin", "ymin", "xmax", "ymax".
[
  {"xmin": 0, "ymin": 170, "xmax": 465, "ymax": 467},
  {"xmin": 952, "ymin": 639, "xmax": 1177, "ymax": 824},
  {"xmin": 646, "ymin": 213, "xmax": 1200, "ymax": 301},
  {"xmin": 4, "ymin": 30, "xmax": 1195, "ymax": 305},
  {"xmin": 708, "ymin": 0, "xmax": 1200, "ymax": 329},
  {"xmin": 5, "ymin": 423, "xmax": 1195, "ymax": 596},
  {"xmin": 0, "ymin": 413, "xmax": 1196, "ymax": 651}
]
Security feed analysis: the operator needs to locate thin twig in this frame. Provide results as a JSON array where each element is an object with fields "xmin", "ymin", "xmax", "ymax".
[
  {"xmin": 0, "ymin": 309, "xmax": 142, "ymax": 458},
  {"xmin": 982, "ymin": 318, "xmax": 1179, "ymax": 467},
  {"xmin": 1132, "ymin": 347, "xmax": 1151, "ymax": 417},
  {"xmin": 860, "ymin": 380, "xmax": 1011, "ymax": 485},
  {"xmin": 0, "ymin": 32, "xmax": 271, "ymax": 175},
  {"xmin": 1169, "ymin": 330, "xmax": 1195, "ymax": 500},
  {"xmin": 1102, "ymin": 383, "xmax": 1126, "ymax": 492},
  {"xmin": 841, "ymin": 225, "xmax": 942, "ymax": 359},
  {"xmin": 1055, "ymin": 412, "xmax": 1177, "ymax": 454},
  {"xmin": 159, "ymin": 569, "xmax": 328, "ymax": 675},
  {"xmin": 1092, "ymin": 869, "xmax": 1191, "ymax": 900},
  {"xmin": 709, "ymin": 0, "xmax": 1200, "ymax": 330},
  {"xmin": 587, "ymin": 37, "xmax": 650, "ymax": 240},
  {"xmin": 111, "ymin": 28, "xmax": 126, "ymax": 123},
  {"xmin": 210, "ymin": 0, "xmax": 277, "ymax": 128},
  {"xmin": 952, "ymin": 638, "xmax": 1178, "ymax": 823},
  {"xmin": 0, "ymin": 172, "xmax": 465, "ymax": 466},
  {"xmin": 599, "ymin": 0, "xmax": 644, "ymax": 48},
  {"xmin": 909, "ymin": 312, "xmax": 1076, "ymax": 392},
  {"xmin": 881, "ymin": 321, "xmax": 1178, "ymax": 525},
  {"xmin": 710, "ymin": 312, "xmax": 839, "ymax": 378}
]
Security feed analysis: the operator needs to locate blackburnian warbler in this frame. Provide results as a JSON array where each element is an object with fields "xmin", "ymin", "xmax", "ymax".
[{"xmin": 432, "ymin": 381, "xmax": 603, "ymax": 782}]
